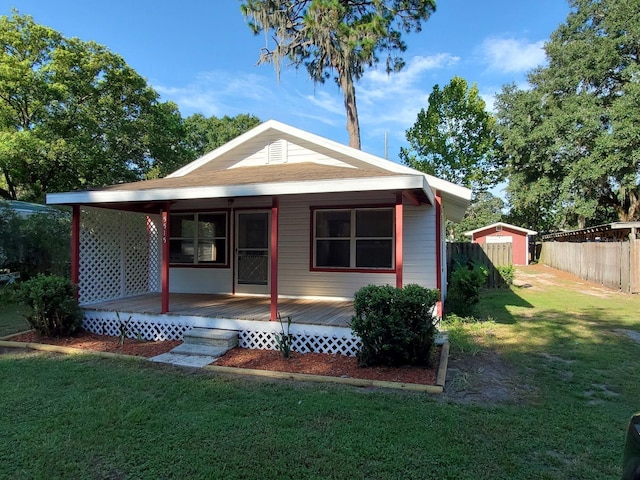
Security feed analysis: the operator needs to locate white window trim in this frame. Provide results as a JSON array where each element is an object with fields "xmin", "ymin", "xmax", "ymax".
[{"xmin": 170, "ymin": 211, "xmax": 228, "ymax": 266}]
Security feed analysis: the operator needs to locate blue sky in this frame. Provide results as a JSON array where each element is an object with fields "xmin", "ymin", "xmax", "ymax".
[{"xmin": 4, "ymin": 1, "xmax": 571, "ymax": 162}]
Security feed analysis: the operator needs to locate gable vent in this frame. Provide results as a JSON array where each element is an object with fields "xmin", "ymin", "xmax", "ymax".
[{"xmin": 267, "ymin": 139, "xmax": 287, "ymax": 165}]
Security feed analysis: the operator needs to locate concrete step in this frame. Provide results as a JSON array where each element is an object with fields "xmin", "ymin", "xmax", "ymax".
[
  {"xmin": 150, "ymin": 352, "xmax": 218, "ymax": 368},
  {"xmin": 183, "ymin": 327, "xmax": 238, "ymax": 348},
  {"xmin": 170, "ymin": 343, "xmax": 229, "ymax": 357}
]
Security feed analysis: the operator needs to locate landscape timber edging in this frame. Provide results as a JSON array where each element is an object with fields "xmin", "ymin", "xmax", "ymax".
[{"xmin": 0, "ymin": 339, "xmax": 450, "ymax": 393}]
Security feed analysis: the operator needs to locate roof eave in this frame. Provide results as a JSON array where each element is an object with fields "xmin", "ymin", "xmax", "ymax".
[{"xmin": 46, "ymin": 175, "xmax": 427, "ymax": 205}]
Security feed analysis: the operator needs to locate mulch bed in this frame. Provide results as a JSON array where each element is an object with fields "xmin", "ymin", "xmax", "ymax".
[
  {"xmin": 215, "ymin": 347, "xmax": 439, "ymax": 385},
  {"xmin": 5, "ymin": 330, "xmax": 440, "ymax": 385},
  {"xmin": 8, "ymin": 330, "xmax": 180, "ymax": 358}
]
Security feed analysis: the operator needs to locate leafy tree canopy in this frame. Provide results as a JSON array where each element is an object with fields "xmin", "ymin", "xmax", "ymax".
[
  {"xmin": 144, "ymin": 113, "xmax": 261, "ymax": 179},
  {"xmin": 184, "ymin": 113, "xmax": 261, "ymax": 159},
  {"xmin": 495, "ymin": 0, "xmax": 640, "ymax": 231},
  {"xmin": 400, "ymin": 76, "xmax": 501, "ymax": 192},
  {"xmin": 450, "ymin": 191, "xmax": 505, "ymax": 242},
  {"xmin": 0, "ymin": 11, "xmax": 187, "ymax": 201},
  {"xmin": 241, "ymin": 0, "xmax": 436, "ymax": 149}
]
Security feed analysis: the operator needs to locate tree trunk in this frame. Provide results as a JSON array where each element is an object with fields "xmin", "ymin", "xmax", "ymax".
[
  {"xmin": 1, "ymin": 168, "xmax": 17, "ymax": 200},
  {"xmin": 340, "ymin": 74, "xmax": 361, "ymax": 150}
]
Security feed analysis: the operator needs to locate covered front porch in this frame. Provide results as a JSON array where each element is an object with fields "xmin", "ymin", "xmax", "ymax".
[
  {"xmin": 81, "ymin": 292, "xmax": 360, "ymax": 356},
  {"xmin": 84, "ymin": 293, "xmax": 354, "ymax": 327}
]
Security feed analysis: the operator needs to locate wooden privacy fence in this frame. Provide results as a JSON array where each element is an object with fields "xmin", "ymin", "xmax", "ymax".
[
  {"xmin": 539, "ymin": 240, "xmax": 640, "ymax": 293},
  {"xmin": 447, "ymin": 242, "xmax": 513, "ymax": 288}
]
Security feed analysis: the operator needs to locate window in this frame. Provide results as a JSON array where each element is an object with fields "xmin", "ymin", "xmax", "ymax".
[
  {"xmin": 170, "ymin": 212, "xmax": 227, "ymax": 265},
  {"xmin": 313, "ymin": 208, "xmax": 393, "ymax": 270}
]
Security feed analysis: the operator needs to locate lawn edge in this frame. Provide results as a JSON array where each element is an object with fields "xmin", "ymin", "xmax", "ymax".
[
  {"xmin": 436, "ymin": 341, "xmax": 450, "ymax": 388},
  {"xmin": 0, "ymin": 329, "xmax": 33, "ymax": 341},
  {"xmin": 204, "ymin": 342, "xmax": 450, "ymax": 394},
  {"xmin": 0, "ymin": 340, "xmax": 146, "ymax": 361},
  {"xmin": 0, "ymin": 339, "xmax": 449, "ymax": 394}
]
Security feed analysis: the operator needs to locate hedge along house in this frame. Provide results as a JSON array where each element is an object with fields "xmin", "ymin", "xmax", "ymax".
[
  {"xmin": 46, "ymin": 120, "xmax": 471, "ymax": 356},
  {"xmin": 465, "ymin": 222, "xmax": 537, "ymax": 266}
]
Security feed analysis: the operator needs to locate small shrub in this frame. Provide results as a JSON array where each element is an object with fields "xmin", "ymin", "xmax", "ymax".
[
  {"xmin": 274, "ymin": 313, "xmax": 293, "ymax": 358},
  {"xmin": 350, "ymin": 284, "xmax": 439, "ymax": 367},
  {"xmin": 446, "ymin": 261, "xmax": 488, "ymax": 316},
  {"xmin": 116, "ymin": 312, "xmax": 132, "ymax": 345},
  {"xmin": 497, "ymin": 265, "xmax": 515, "ymax": 286},
  {"xmin": 18, "ymin": 274, "xmax": 82, "ymax": 336}
]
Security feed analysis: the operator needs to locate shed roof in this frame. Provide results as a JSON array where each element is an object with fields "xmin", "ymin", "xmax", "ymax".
[{"xmin": 465, "ymin": 222, "xmax": 537, "ymax": 237}]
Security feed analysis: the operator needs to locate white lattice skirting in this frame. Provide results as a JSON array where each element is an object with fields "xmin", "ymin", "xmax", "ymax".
[{"xmin": 82, "ymin": 311, "xmax": 361, "ymax": 357}]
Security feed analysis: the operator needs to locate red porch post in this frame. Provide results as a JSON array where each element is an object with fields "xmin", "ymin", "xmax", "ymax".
[
  {"xmin": 71, "ymin": 205, "xmax": 80, "ymax": 300},
  {"xmin": 395, "ymin": 193, "xmax": 403, "ymax": 288},
  {"xmin": 435, "ymin": 191, "xmax": 443, "ymax": 317},
  {"xmin": 270, "ymin": 196, "xmax": 279, "ymax": 321},
  {"xmin": 161, "ymin": 203, "xmax": 171, "ymax": 314}
]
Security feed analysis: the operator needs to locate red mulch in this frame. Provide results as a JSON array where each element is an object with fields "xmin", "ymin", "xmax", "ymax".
[
  {"xmin": 215, "ymin": 347, "xmax": 440, "ymax": 385},
  {"xmin": 6, "ymin": 330, "xmax": 440, "ymax": 385},
  {"xmin": 8, "ymin": 330, "xmax": 180, "ymax": 358}
]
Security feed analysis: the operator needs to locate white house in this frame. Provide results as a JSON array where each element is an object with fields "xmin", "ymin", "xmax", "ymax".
[{"xmin": 46, "ymin": 120, "xmax": 471, "ymax": 355}]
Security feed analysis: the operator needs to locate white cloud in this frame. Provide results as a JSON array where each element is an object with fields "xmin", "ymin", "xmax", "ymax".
[
  {"xmin": 154, "ymin": 70, "xmax": 284, "ymax": 117},
  {"xmin": 479, "ymin": 37, "xmax": 546, "ymax": 73},
  {"xmin": 362, "ymin": 53, "xmax": 460, "ymax": 100},
  {"xmin": 301, "ymin": 90, "xmax": 344, "ymax": 116}
]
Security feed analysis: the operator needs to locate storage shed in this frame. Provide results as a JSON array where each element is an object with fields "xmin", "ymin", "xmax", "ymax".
[{"xmin": 465, "ymin": 222, "xmax": 537, "ymax": 265}]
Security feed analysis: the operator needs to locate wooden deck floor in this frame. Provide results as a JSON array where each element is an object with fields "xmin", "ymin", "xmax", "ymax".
[{"xmin": 84, "ymin": 293, "xmax": 354, "ymax": 328}]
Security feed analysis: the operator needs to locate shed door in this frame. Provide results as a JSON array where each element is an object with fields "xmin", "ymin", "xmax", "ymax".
[{"xmin": 235, "ymin": 211, "xmax": 269, "ymax": 294}]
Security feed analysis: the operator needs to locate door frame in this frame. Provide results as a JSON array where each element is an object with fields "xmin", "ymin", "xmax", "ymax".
[{"xmin": 234, "ymin": 209, "xmax": 271, "ymax": 295}]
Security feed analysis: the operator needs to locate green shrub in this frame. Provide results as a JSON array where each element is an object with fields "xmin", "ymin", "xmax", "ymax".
[
  {"xmin": 446, "ymin": 261, "xmax": 488, "ymax": 316},
  {"xmin": 350, "ymin": 284, "xmax": 439, "ymax": 367},
  {"xmin": 0, "ymin": 204, "xmax": 71, "ymax": 279},
  {"xmin": 497, "ymin": 265, "xmax": 515, "ymax": 286},
  {"xmin": 18, "ymin": 274, "xmax": 82, "ymax": 336}
]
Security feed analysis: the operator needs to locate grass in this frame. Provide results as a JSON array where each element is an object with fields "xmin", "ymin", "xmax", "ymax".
[
  {"xmin": 1, "ymin": 266, "xmax": 639, "ymax": 479},
  {"xmin": 0, "ymin": 285, "xmax": 29, "ymax": 338}
]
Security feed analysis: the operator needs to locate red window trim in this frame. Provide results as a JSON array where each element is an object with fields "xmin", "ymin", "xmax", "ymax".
[{"xmin": 309, "ymin": 204, "xmax": 396, "ymax": 273}]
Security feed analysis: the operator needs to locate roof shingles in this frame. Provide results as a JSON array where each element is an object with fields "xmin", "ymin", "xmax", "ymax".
[{"xmin": 103, "ymin": 163, "xmax": 409, "ymax": 192}]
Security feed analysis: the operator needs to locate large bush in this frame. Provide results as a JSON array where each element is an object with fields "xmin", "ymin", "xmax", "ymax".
[
  {"xmin": 351, "ymin": 284, "xmax": 439, "ymax": 367},
  {"xmin": 18, "ymin": 274, "xmax": 82, "ymax": 336},
  {"xmin": 446, "ymin": 261, "xmax": 488, "ymax": 316}
]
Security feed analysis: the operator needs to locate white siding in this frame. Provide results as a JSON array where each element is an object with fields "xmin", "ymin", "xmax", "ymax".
[
  {"xmin": 277, "ymin": 191, "xmax": 435, "ymax": 299},
  {"xmin": 167, "ymin": 191, "xmax": 438, "ymax": 299},
  {"xmin": 170, "ymin": 268, "xmax": 233, "ymax": 294},
  {"xmin": 230, "ymin": 138, "xmax": 358, "ymax": 169},
  {"xmin": 402, "ymin": 203, "xmax": 437, "ymax": 289}
]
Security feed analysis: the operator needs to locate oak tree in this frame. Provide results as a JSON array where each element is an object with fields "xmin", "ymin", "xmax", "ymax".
[
  {"xmin": 495, "ymin": 0, "xmax": 640, "ymax": 229},
  {"xmin": 0, "ymin": 12, "xmax": 185, "ymax": 200}
]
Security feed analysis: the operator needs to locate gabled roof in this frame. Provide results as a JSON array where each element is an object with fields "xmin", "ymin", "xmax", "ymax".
[
  {"xmin": 465, "ymin": 222, "xmax": 538, "ymax": 237},
  {"xmin": 47, "ymin": 119, "xmax": 471, "ymax": 220}
]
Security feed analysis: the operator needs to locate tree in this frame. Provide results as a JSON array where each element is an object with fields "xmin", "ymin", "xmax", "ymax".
[
  {"xmin": 0, "ymin": 12, "xmax": 185, "ymax": 200},
  {"xmin": 495, "ymin": 0, "xmax": 640, "ymax": 230},
  {"xmin": 451, "ymin": 191, "xmax": 504, "ymax": 242},
  {"xmin": 241, "ymin": 0, "xmax": 436, "ymax": 149},
  {"xmin": 400, "ymin": 76, "xmax": 501, "ymax": 192},
  {"xmin": 183, "ymin": 113, "xmax": 261, "ymax": 159}
]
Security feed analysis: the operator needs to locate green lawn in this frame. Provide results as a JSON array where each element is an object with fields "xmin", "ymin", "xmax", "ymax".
[
  {"xmin": 0, "ymin": 302, "xmax": 29, "ymax": 337},
  {"xmin": 1, "ymin": 266, "xmax": 639, "ymax": 479}
]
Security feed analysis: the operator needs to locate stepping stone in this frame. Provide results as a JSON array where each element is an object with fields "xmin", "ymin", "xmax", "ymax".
[{"xmin": 150, "ymin": 352, "xmax": 218, "ymax": 368}]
